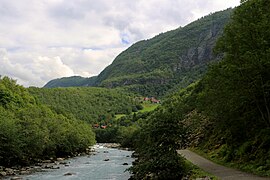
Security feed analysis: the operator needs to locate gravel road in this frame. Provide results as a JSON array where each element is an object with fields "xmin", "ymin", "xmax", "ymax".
[{"xmin": 178, "ymin": 149, "xmax": 270, "ymax": 180}]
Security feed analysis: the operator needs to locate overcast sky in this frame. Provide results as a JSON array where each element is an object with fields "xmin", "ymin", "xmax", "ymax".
[{"xmin": 0, "ymin": 0, "xmax": 240, "ymax": 87}]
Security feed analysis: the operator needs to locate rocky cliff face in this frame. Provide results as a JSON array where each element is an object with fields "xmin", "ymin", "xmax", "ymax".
[{"xmin": 94, "ymin": 9, "xmax": 232, "ymax": 96}]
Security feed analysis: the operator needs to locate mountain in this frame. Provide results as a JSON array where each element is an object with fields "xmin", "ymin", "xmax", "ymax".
[
  {"xmin": 44, "ymin": 76, "xmax": 97, "ymax": 88},
  {"xmin": 44, "ymin": 9, "xmax": 233, "ymax": 97}
]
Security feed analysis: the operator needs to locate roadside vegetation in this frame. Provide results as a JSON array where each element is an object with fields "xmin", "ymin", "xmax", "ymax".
[{"xmin": 127, "ymin": 0, "xmax": 270, "ymax": 179}]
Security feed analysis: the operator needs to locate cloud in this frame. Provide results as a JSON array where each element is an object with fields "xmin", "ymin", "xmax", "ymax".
[
  {"xmin": 0, "ymin": 48, "xmax": 75, "ymax": 86},
  {"xmin": 0, "ymin": 0, "xmax": 240, "ymax": 87}
]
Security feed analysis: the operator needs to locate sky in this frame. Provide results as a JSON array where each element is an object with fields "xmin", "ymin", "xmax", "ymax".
[{"xmin": 0, "ymin": 0, "xmax": 240, "ymax": 87}]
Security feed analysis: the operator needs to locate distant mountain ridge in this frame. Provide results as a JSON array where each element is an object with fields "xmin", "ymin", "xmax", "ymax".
[
  {"xmin": 44, "ymin": 76, "xmax": 97, "ymax": 88},
  {"xmin": 44, "ymin": 9, "xmax": 233, "ymax": 96}
]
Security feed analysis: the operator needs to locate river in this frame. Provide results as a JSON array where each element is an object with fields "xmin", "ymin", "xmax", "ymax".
[{"xmin": 17, "ymin": 145, "xmax": 134, "ymax": 180}]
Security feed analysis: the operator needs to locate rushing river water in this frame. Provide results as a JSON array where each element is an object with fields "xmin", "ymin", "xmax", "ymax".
[{"xmin": 19, "ymin": 145, "xmax": 134, "ymax": 180}]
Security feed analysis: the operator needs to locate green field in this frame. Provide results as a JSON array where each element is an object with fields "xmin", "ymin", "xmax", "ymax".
[
  {"xmin": 115, "ymin": 102, "xmax": 159, "ymax": 120},
  {"xmin": 140, "ymin": 103, "xmax": 159, "ymax": 113}
]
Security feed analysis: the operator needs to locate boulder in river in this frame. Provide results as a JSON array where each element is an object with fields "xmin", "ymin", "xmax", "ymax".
[
  {"xmin": 64, "ymin": 172, "xmax": 76, "ymax": 176},
  {"xmin": 122, "ymin": 163, "xmax": 128, "ymax": 165},
  {"xmin": 10, "ymin": 177, "xmax": 23, "ymax": 180},
  {"xmin": 5, "ymin": 168, "xmax": 15, "ymax": 175},
  {"xmin": 20, "ymin": 170, "xmax": 31, "ymax": 175},
  {"xmin": 104, "ymin": 159, "xmax": 110, "ymax": 161},
  {"xmin": 60, "ymin": 161, "xmax": 68, "ymax": 165},
  {"xmin": 0, "ymin": 171, "xmax": 7, "ymax": 176},
  {"xmin": 51, "ymin": 166, "xmax": 60, "ymax": 169},
  {"xmin": 57, "ymin": 158, "xmax": 64, "ymax": 161},
  {"xmin": 42, "ymin": 160, "xmax": 52, "ymax": 163}
]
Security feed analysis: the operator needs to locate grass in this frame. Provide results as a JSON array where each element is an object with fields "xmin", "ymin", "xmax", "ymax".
[
  {"xmin": 115, "ymin": 102, "xmax": 159, "ymax": 120},
  {"xmin": 190, "ymin": 147, "xmax": 270, "ymax": 177},
  {"xmin": 185, "ymin": 159, "xmax": 219, "ymax": 180},
  {"xmin": 140, "ymin": 103, "xmax": 159, "ymax": 113},
  {"xmin": 115, "ymin": 114, "xmax": 126, "ymax": 120}
]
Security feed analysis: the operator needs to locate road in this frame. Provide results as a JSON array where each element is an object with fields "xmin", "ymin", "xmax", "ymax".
[{"xmin": 178, "ymin": 149, "xmax": 270, "ymax": 180}]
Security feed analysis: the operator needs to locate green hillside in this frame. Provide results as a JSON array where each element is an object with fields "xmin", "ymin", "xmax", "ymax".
[
  {"xmin": 96, "ymin": 9, "xmax": 232, "ymax": 97},
  {"xmin": 129, "ymin": 0, "xmax": 270, "ymax": 178},
  {"xmin": 44, "ymin": 76, "xmax": 97, "ymax": 88},
  {"xmin": 29, "ymin": 87, "xmax": 140, "ymax": 124},
  {"xmin": 44, "ymin": 9, "xmax": 232, "ymax": 97},
  {"xmin": 0, "ymin": 77, "xmax": 95, "ymax": 166}
]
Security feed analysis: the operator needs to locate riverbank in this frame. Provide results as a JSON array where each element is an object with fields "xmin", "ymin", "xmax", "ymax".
[
  {"xmin": 0, "ymin": 146, "xmax": 95, "ymax": 179},
  {"xmin": 1, "ymin": 144, "xmax": 134, "ymax": 180},
  {"xmin": 6, "ymin": 146, "xmax": 133, "ymax": 180}
]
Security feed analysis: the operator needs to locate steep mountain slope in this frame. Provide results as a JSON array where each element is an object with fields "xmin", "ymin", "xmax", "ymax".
[
  {"xmin": 44, "ymin": 9, "xmax": 232, "ymax": 97},
  {"xmin": 95, "ymin": 9, "xmax": 232, "ymax": 96}
]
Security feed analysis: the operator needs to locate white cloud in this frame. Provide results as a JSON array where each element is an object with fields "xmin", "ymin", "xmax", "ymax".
[
  {"xmin": 0, "ymin": 48, "xmax": 75, "ymax": 86},
  {"xmin": 0, "ymin": 0, "xmax": 240, "ymax": 87}
]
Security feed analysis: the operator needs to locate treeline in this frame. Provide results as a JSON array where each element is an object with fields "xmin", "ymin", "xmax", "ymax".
[
  {"xmin": 128, "ymin": 0, "xmax": 270, "ymax": 178},
  {"xmin": 0, "ymin": 77, "xmax": 95, "ymax": 167},
  {"xmin": 29, "ymin": 87, "xmax": 140, "ymax": 124},
  {"xmin": 94, "ymin": 111, "xmax": 151, "ymax": 147}
]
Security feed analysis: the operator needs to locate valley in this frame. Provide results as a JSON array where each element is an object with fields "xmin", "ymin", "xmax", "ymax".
[{"xmin": 1, "ymin": 1, "xmax": 270, "ymax": 179}]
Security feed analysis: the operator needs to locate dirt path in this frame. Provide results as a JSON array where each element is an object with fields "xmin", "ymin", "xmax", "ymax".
[{"xmin": 178, "ymin": 149, "xmax": 270, "ymax": 180}]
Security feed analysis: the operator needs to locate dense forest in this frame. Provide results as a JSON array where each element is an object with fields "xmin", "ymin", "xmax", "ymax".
[
  {"xmin": 28, "ymin": 87, "xmax": 141, "ymax": 124},
  {"xmin": 28, "ymin": 86, "xmax": 145, "ymax": 146},
  {"xmin": 0, "ymin": 77, "xmax": 95, "ymax": 166}
]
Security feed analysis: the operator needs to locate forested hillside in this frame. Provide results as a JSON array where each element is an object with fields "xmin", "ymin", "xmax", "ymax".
[
  {"xmin": 0, "ymin": 77, "xmax": 95, "ymax": 167},
  {"xmin": 29, "ymin": 87, "xmax": 140, "ymax": 124},
  {"xmin": 44, "ymin": 76, "xmax": 97, "ymax": 88},
  {"xmin": 95, "ymin": 9, "xmax": 232, "ymax": 97},
  {"xmin": 129, "ymin": 0, "xmax": 270, "ymax": 178},
  {"xmin": 44, "ymin": 9, "xmax": 232, "ymax": 97}
]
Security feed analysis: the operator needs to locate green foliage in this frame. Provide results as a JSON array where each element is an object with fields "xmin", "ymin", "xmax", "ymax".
[
  {"xmin": 94, "ymin": 127, "xmax": 119, "ymax": 143},
  {"xmin": 94, "ymin": 9, "xmax": 232, "ymax": 97},
  {"xmin": 43, "ymin": 76, "xmax": 97, "ymax": 88},
  {"xmin": 184, "ymin": 159, "xmax": 218, "ymax": 180},
  {"xmin": 117, "ymin": 125, "xmax": 139, "ymax": 148},
  {"xmin": 129, "ymin": 110, "xmax": 188, "ymax": 179},
  {"xmin": 0, "ymin": 77, "xmax": 95, "ymax": 166},
  {"xmin": 28, "ymin": 87, "xmax": 139, "ymax": 124},
  {"xmin": 179, "ymin": 0, "xmax": 270, "ymax": 176},
  {"xmin": 94, "ymin": 125, "xmax": 139, "ymax": 148},
  {"xmin": 0, "ymin": 107, "xmax": 22, "ymax": 165},
  {"xmin": 199, "ymin": 0, "xmax": 270, "ymax": 144},
  {"xmin": 43, "ymin": 9, "xmax": 233, "ymax": 97},
  {"xmin": 128, "ymin": 85, "xmax": 199, "ymax": 179}
]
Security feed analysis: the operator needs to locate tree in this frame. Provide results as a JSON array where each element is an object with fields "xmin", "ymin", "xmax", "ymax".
[
  {"xmin": 129, "ymin": 105, "xmax": 188, "ymax": 179},
  {"xmin": 0, "ymin": 77, "xmax": 96, "ymax": 166},
  {"xmin": 200, "ymin": 0, "xmax": 270, "ymax": 144},
  {"xmin": 193, "ymin": 2, "xmax": 270, "ymax": 169}
]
